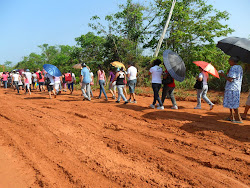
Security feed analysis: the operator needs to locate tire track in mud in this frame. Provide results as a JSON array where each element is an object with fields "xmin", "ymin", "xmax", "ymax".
[{"xmin": 0, "ymin": 89, "xmax": 249, "ymax": 187}]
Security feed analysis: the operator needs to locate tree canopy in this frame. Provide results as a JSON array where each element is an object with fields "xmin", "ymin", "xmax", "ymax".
[{"xmin": 3, "ymin": 0, "xmax": 249, "ymax": 91}]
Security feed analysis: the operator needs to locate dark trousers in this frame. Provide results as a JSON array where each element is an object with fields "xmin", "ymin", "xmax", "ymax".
[
  {"xmin": 162, "ymin": 85, "xmax": 177, "ymax": 106},
  {"xmin": 152, "ymin": 83, "xmax": 163, "ymax": 106},
  {"xmin": 14, "ymin": 81, "xmax": 19, "ymax": 93}
]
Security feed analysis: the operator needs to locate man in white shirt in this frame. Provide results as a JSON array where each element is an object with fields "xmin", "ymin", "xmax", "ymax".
[
  {"xmin": 12, "ymin": 70, "xmax": 20, "ymax": 93},
  {"xmin": 127, "ymin": 61, "xmax": 137, "ymax": 103}
]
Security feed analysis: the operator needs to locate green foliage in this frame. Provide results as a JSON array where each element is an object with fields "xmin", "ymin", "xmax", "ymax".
[{"xmin": 6, "ymin": 0, "xmax": 248, "ymax": 93}]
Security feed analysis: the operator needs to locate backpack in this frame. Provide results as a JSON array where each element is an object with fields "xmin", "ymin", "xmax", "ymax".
[
  {"xmin": 45, "ymin": 77, "xmax": 51, "ymax": 85},
  {"xmin": 39, "ymin": 72, "xmax": 42, "ymax": 79},
  {"xmin": 65, "ymin": 73, "xmax": 72, "ymax": 82}
]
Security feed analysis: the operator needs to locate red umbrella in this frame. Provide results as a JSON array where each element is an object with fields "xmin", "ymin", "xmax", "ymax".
[{"xmin": 193, "ymin": 61, "xmax": 220, "ymax": 78}]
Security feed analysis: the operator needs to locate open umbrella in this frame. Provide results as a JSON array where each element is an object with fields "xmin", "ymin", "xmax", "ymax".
[
  {"xmin": 110, "ymin": 61, "xmax": 126, "ymax": 70},
  {"xmin": 43, "ymin": 64, "xmax": 62, "ymax": 77},
  {"xmin": 193, "ymin": 61, "xmax": 219, "ymax": 78},
  {"xmin": 73, "ymin": 63, "xmax": 82, "ymax": 69},
  {"xmin": 163, "ymin": 50, "xmax": 186, "ymax": 82},
  {"xmin": 217, "ymin": 37, "xmax": 250, "ymax": 64}
]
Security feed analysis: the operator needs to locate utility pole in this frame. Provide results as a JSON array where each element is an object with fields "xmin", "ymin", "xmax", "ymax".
[{"xmin": 154, "ymin": 0, "xmax": 176, "ymax": 57}]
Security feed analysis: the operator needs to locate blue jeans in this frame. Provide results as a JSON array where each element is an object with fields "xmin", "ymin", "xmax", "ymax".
[
  {"xmin": 152, "ymin": 83, "xmax": 163, "ymax": 106},
  {"xmin": 197, "ymin": 85, "xmax": 213, "ymax": 107},
  {"xmin": 14, "ymin": 81, "xmax": 19, "ymax": 93},
  {"xmin": 3, "ymin": 81, "xmax": 7, "ymax": 88},
  {"xmin": 117, "ymin": 85, "xmax": 127, "ymax": 101},
  {"xmin": 99, "ymin": 80, "xmax": 107, "ymax": 99},
  {"xmin": 67, "ymin": 83, "xmax": 74, "ymax": 91},
  {"xmin": 128, "ymin": 79, "xmax": 137, "ymax": 93}
]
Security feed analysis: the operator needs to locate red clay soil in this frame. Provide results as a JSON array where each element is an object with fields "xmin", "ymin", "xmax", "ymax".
[{"xmin": 0, "ymin": 88, "xmax": 249, "ymax": 188}]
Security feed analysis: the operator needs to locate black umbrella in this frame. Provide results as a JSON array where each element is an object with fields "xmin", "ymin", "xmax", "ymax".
[
  {"xmin": 216, "ymin": 37, "xmax": 250, "ymax": 64},
  {"xmin": 163, "ymin": 49, "xmax": 186, "ymax": 82}
]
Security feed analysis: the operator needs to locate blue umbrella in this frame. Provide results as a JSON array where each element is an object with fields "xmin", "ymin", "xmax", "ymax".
[
  {"xmin": 43, "ymin": 64, "xmax": 62, "ymax": 77},
  {"xmin": 163, "ymin": 50, "xmax": 186, "ymax": 82}
]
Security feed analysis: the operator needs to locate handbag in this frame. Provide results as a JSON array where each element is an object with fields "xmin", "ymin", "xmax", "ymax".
[
  {"xmin": 162, "ymin": 73, "xmax": 173, "ymax": 85},
  {"xmin": 194, "ymin": 79, "xmax": 203, "ymax": 89}
]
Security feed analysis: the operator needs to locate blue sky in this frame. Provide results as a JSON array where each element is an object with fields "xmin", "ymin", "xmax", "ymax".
[{"xmin": 0, "ymin": 0, "xmax": 249, "ymax": 65}]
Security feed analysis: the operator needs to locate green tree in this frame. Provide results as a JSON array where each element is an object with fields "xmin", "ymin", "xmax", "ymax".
[{"xmin": 146, "ymin": 0, "xmax": 234, "ymax": 74}]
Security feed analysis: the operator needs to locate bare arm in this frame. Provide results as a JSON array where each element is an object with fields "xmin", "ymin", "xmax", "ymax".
[
  {"xmin": 219, "ymin": 73, "xmax": 233, "ymax": 82},
  {"xmin": 112, "ymin": 72, "xmax": 119, "ymax": 83}
]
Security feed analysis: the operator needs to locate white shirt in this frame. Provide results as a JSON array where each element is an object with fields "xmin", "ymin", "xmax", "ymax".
[
  {"xmin": 25, "ymin": 72, "xmax": 32, "ymax": 84},
  {"xmin": 90, "ymin": 72, "xmax": 94, "ymax": 82},
  {"xmin": 199, "ymin": 71, "xmax": 208, "ymax": 86},
  {"xmin": 149, "ymin": 65, "xmax": 163, "ymax": 84},
  {"xmin": 46, "ymin": 74, "xmax": 55, "ymax": 85},
  {"xmin": 12, "ymin": 74, "xmax": 19, "ymax": 82},
  {"xmin": 127, "ymin": 66, "xmax": 137, "ymax": 80}
]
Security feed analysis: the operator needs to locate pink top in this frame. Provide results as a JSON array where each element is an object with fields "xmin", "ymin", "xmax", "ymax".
[
  {"xmin": 25, "ymin": 78, "xmax": 29, "ymax": 84},
  {"xmin": 2, "ymin": 74, "xmax": 8, "ymax": 81},
  {"xmin": 97, "ymin": 70, "xmax": 105, "ymax": 80}
]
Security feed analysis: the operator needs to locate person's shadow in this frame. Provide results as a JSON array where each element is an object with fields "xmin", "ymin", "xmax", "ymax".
[{"xmin": 142, "ymin": 110, "xmax": 250, "ymax": 142}]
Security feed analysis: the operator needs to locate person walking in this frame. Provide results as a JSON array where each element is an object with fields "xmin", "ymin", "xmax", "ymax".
[
  {"xmin": 24, "ymin": 74, "xmax": 31, "ymax": 95},
  {"xmin": 219, "ymin": 56, "xmax": 243, "ymax": 123},
  {"xmin": 45, "ymin": 73, "xmax": 56, "ymax": 99},
  {"xmin": 17, "ymin": 72, "xmax": 23, "ymax": 90},
  {"xmin": 127, "ymin": 61, "xmax": 137, "ymax": 103},
  {"xmin": 62, "ymin": 73, "xmax": 67, "ymax": 92},
  {"xmin": 113, "ymin": 67, "xmax": 128, "ymax": 104},
  {"xmin": 1, "ymin": 72, "xmax": 8, "ymax": 89},
  {"xmin": 161, "ymin": 69, "xmax": 178, "ymax": 109},
  {"xmin": 24, "ymin": 69, "xmax": 32, "ymax": 92},
  {"xmin": 81, "ymin": 63, "xmax": 91, "ymax": 101},
  {"xmin": 12, "ymin": 71, "xmax": 20, "ymax": 93},
  {"xmin": 65, "ymin": 71, "xmax": 76, "ymax": 95},
  {"xmin": 149, "ymin": 59, "xmax": 164, "ymax": 110},
  {"xmin": 38, "ymin": 71, "xmax": 45, "ymax": 92},
  {"xmin": 32, "ymin": 72, "xmax": 37, "ymax": 90},
  {"xmin": 97, "ymin": 65, "xmax": 108, "ymax": 100},
  {"xmin": 108, "ymin": 68, "xmax": 117, "ymax": 99},
  {"xmin": 194, "ymin": 67, "xmax": 214, "ymax": 110},
  {"xmin": 89, "ymin": 69, "xmax": 94, "ymax": 98},
  {"xmin": 54, "ymin": 76, "xmax": 61, "ymax": 95}
]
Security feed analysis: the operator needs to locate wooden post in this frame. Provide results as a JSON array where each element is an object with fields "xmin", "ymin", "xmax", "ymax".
[{"xmin": 154, "ymin": 0, "xmax": 176, "ymax": 57}]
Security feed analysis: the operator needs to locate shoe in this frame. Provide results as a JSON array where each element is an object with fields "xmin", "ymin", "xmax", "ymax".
[
  {"xmin": 131, "ymin": 100, "xmax": 137, "ymax": 104},
  {"xmin": 124, "ymin": 101, "xmax": 129, "ymax": 104},
  {"xmin": 149, "ymin": 104, "xmax": 155, "ymax": 109},
  {"xmin": 232, "ymin": 120, "xmax": 243, "ymax": 124},
  {"xmin": 171, "ymin": 105, "xmax": 178, "ymax": 109},
  {"xmin": 116, "ymin": 101, "xmax": 120, "ymax": 103},
  {"xmin": 157, "ymin": 106, "xmax": 164, "ymax": 110},
  {"xmin": 156, "ymin": 103, "xmax": 160, "ymax": 107},
  {"xmin": 112, "ymin": 95, "xmax": 116, "ymax": 99},
  {"xmin": 128, "ymin": 98, "xmax": 131, "ymax": 102},
  {"xmin": 194, "ymin": 106, "xmax": 201, "ymax": 109},
  {"xmin": 210, "ymin": 104, "xmax": 214, "ymax": 110},
  {"xmin": 104, "ymin": 98, "xmax": 108, "ymax": 101}
]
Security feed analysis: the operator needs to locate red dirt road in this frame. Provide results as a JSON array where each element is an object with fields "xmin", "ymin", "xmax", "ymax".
[{"xmin": 0, "ymin": 88, "xmax": 249, "ymax": 187}]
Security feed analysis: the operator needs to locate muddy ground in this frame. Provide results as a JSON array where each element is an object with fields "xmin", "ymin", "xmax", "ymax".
[{"xmin": 0, "ymin": 88, "xmax": 249, "ymax": 187}]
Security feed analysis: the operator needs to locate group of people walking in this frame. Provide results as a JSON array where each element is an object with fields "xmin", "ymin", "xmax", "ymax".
[
  {"xmin": 80, "ymin": 61, "xmax": 137, "ymax": 104},
  {"xmin": 0, "ymin": 57, "xmax": 249, "ymax": 123}
]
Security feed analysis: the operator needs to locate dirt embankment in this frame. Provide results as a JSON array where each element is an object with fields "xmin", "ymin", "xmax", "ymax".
[{"xmin": 0, "ymin": 88, "xmax": 249, "ymax": 187}]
